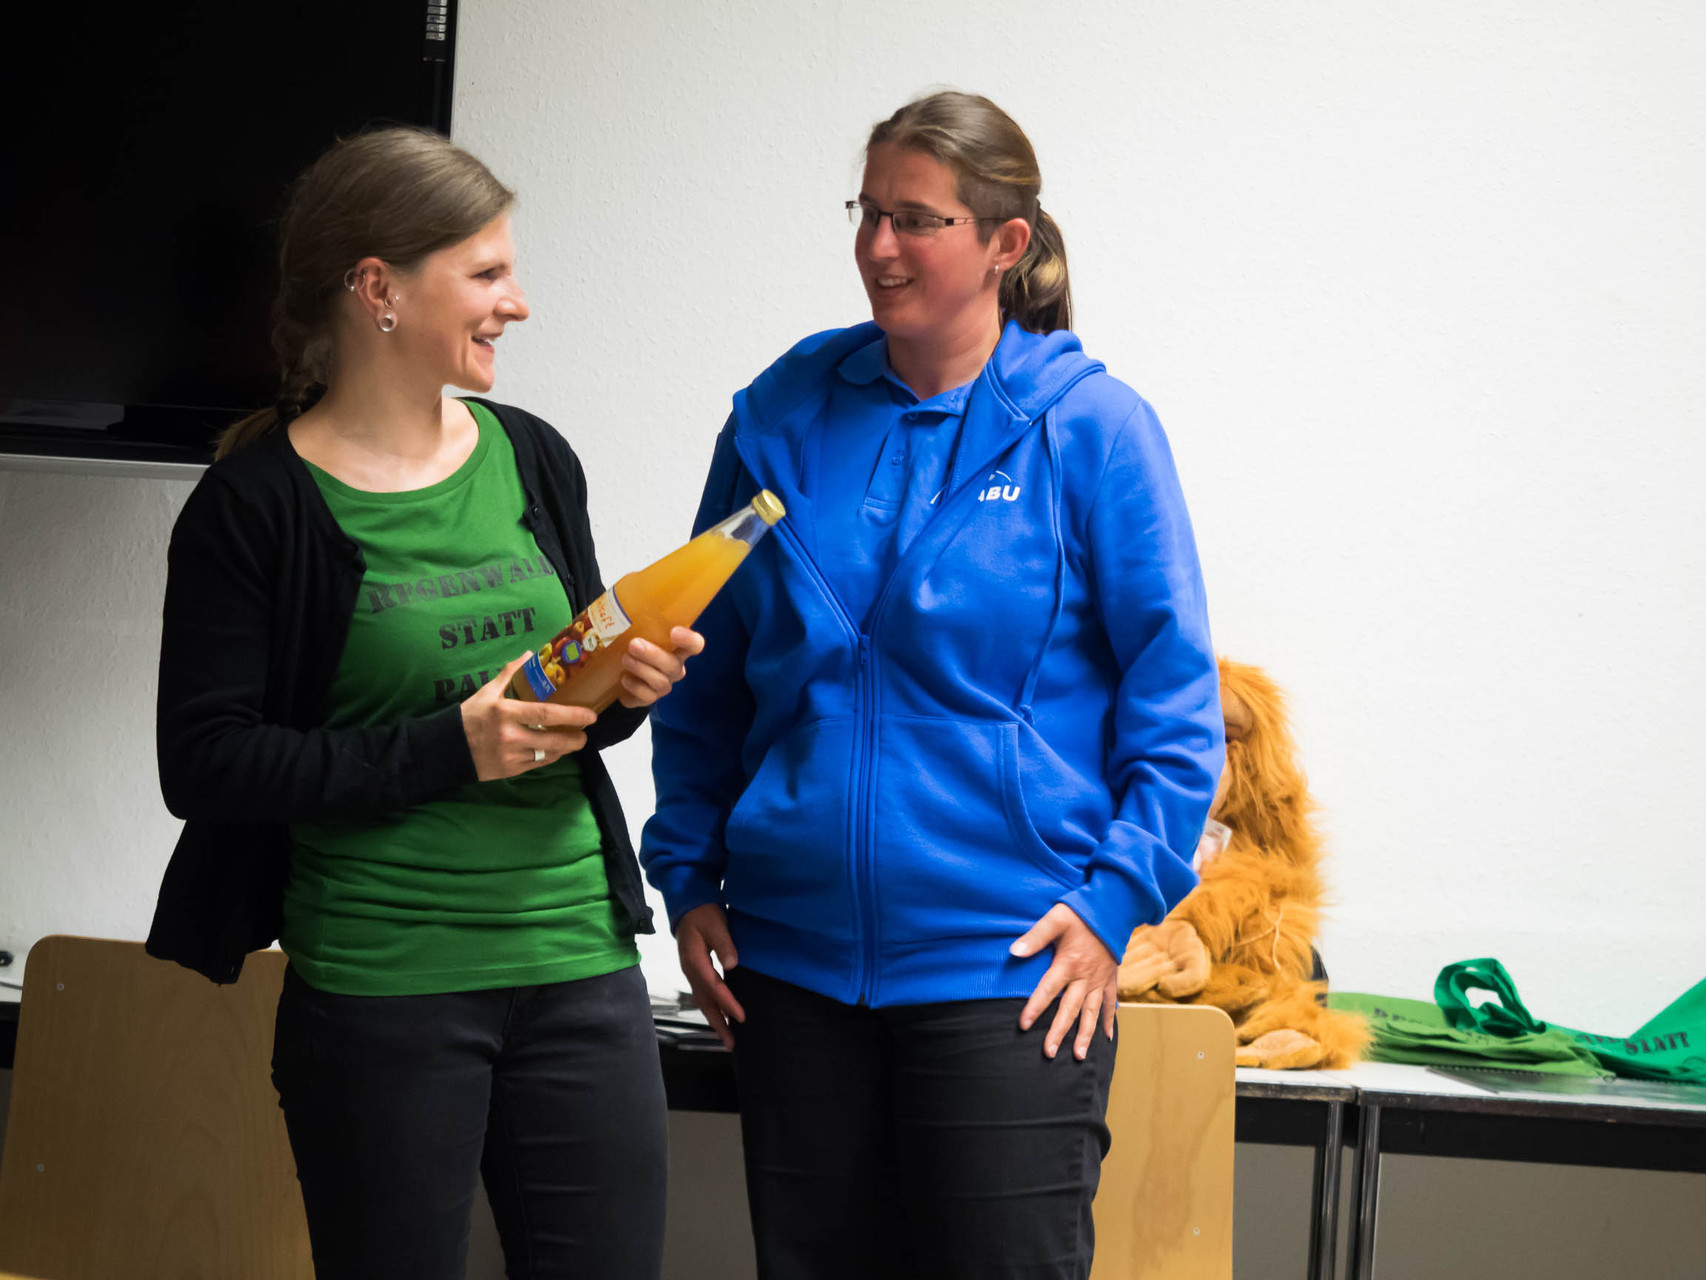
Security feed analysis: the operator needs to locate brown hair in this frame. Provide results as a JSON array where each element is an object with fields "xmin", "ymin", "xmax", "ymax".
[
  {"xmin": 217, "ymin": 127, "xmax": 515, "ymax": 459},
  {"xmin": 868, "ymin": 92, "xmax": 1071, "ymax": 333}
]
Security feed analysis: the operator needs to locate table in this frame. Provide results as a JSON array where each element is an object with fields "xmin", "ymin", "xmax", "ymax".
[
  {"xmin": 1233, "ymin": 1067, "xmax": 1358, "ymax": 1280},
  {"xmin": 1339, "ymin": 1060, "xmax": 1706, "ymax": 1279}
]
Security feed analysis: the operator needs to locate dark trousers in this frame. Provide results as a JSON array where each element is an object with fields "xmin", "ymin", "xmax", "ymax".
[
  {"xmin": 726, "ymin": 967, "xmax": 1117, "ymax": 1280},
  {"xmin": 271, "ymin": 963, "xmax": 666, "ymax": 1280}
]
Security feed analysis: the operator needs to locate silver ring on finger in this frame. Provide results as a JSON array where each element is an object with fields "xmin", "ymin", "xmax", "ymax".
[{"xmin": 532, "ymin": 748, "xmax": 546, "ymax": 763}]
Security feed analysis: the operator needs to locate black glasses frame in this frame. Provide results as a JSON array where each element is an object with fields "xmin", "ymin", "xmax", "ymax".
[{"xmin": 845, "ymin": 200, "xmax": 1003, "ymax": 235}]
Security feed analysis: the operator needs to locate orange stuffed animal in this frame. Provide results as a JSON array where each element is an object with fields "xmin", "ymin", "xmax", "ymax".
[{"xmin": 1119, "ymin": 659, "xmax": 1368, "ymax": 1069}]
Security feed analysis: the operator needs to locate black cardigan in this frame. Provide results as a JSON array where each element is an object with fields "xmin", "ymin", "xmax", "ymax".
[{"xmin": 147, "ymin": 398, "xmax": 655, "ymax": 983}]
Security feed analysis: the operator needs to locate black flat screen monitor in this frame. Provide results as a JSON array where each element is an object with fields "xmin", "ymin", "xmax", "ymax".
[{"xmin": 0, "ymin": 1, "xmax": 457, "ymax": 467}]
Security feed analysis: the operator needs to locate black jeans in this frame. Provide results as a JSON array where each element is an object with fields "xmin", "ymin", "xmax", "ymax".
[
  {"xmin": 271, "ymin": 963, "xmax": 666, "ymax": 1280},
  {"xmin": 726, "ymin": 967, "xmax": 1117, "ymax": 1280}
]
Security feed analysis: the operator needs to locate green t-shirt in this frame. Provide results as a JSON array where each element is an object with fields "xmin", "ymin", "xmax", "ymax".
[{"xmin": 281, "ymin": 401, "xmax": 638, "ymax": 996}]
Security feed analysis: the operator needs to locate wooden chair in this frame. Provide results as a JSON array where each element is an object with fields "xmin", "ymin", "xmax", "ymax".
[
  {"xmin": 0, "ymin": 936, "xmax": 311, "ymax": 1280},
  {"xmin": 1090, "ymin": 1003, "xmax": 1236, "ymax": 1279}
]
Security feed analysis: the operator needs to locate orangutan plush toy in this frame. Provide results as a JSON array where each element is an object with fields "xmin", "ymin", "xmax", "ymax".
[{"xmin": 1119, "ymin": 659, "xmax": 1368, "ymax": 1069}]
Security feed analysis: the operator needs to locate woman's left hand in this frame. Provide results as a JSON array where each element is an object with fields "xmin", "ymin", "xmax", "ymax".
[
  {"xmin": 1011, "ymin": 903, "xmax": 1119, "ymax": 1061},
  {"xmin": 617, "ymin": 626, "xmax": 705, "ymax": 708}
]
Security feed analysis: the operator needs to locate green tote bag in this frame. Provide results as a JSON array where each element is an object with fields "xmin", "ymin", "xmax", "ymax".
[{"xmin": 1437, "ymin": 959, "xmax": 1706, "ymax": 1086}]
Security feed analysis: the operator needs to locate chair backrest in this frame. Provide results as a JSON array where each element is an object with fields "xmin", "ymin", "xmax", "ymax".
[
  {"xmin": 0, "ymin": 936, "xmax": 311, "ymax": 1280},
  {"xmin": 1090, "ymin": 1003, "xmax": 1236, "ymax": 1280}
]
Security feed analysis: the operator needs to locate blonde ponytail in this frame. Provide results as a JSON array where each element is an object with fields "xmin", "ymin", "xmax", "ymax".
[{"xmin": 999, "ymin": 205, "xmax": 1071, "ymax": 334}]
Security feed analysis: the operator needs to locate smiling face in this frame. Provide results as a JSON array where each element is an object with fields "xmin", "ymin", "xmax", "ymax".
[
  {"xmin": 855, "ymin": 142, "xmax": 1012, "ymax": 346},
  {"xmin": 392, "ymin": 212, "xmax": 528, "ymax": 393}
]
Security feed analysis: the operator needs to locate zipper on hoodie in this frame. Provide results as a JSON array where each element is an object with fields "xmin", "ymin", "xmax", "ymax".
[
  {"xmin": 848, "ymin": 552, "xmax": 931, "ymax": 1006},
  {"xmin": 763, "ymin": 510, "xmax": 877, "ymax": 1005},
  {"xmin": 854, "ymin": 633, "xmax": 877, "ymax": 1005},
  {"xmin": 779, "ymin": 471, "xmax": 1012, "ymax": 1007}
]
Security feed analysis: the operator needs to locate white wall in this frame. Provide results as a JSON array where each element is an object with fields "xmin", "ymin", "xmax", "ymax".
[
  {"xmin": 446, "ymin": 0, "xmax": 1706, "ymax": 1026},
  {"xmin": 0, "ymin": 470, "xmax": 193, "ymax": 958},
  {"xmin": 2, "ymin": 2, "xmax": 1704, "ymax": 1275}
]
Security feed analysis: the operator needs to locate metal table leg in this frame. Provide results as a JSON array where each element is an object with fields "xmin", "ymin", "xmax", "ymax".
[
  {"xmin": 1307, "ymin": 1099, "xmax": 1345, "ymax": 1280},
  {"xmin": 1345, "ymin": 1102, "xmax": 1383, "ymax": 1280}
]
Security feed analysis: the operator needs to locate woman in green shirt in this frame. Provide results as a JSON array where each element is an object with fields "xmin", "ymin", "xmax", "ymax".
[{"xmin": 152, "ymin": 128, "xmax": 691, "ymax": 1280}]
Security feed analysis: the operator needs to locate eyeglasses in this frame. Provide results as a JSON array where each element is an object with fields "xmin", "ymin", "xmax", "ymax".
[{"xmin": 845, "ymin": 200, "xmax": 998, "ymax": 238}]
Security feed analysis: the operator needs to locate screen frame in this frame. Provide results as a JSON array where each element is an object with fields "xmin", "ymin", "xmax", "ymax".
[{"xmin": 0, "ymin": 0, "xmax": 460, "ymax": 476}]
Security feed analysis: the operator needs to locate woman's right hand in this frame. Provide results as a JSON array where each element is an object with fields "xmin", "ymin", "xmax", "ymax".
[
  {"xmin": 461, "ymin": 651, "xmax": 599, "ymax": 782},
  {"xmin": 677, "ymin": 902, "xmax": 745, "ymax": 1050}
]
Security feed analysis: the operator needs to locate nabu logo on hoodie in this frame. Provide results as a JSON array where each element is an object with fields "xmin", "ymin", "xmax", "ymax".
[{"xmin": 977, "ymin": 470, "xmax": 1022, "ymax": 503}]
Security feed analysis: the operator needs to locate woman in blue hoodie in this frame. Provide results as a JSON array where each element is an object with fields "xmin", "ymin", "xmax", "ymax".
[{"xmin": 642, "ymin": 91, "xmax": 1223, "ymax": 1279}]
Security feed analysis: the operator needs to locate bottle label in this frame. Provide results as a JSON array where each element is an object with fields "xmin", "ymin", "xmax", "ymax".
[{"xmin": 521, "ymin": 588, "xmax": 632, "ymax": 698}]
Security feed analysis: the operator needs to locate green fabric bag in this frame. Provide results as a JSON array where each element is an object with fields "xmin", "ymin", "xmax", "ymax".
[
  {"xmin": 1328, "ymin": 987, "xmax": 1610, "ymax": 1077},
  {"xmin": 1437, "ymin": 959, "xmax": 1706, "ymax": 1085}
]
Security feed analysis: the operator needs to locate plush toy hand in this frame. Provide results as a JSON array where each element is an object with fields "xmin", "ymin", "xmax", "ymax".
[
  {"xmin": 1154, "ymin": 920, "xmax": 1210, "ymax": 999},
  {"xmin": 1119, "ymin": 925, "xmax": 1172, "ymax": 997},
  {"xmin": 1118, "ymin": 919, "xmax": 1210, "ymax": 1000},
  {"xmin": 1236, "ymin": 1028, "xmax": 1324, "ymax": 1070}
]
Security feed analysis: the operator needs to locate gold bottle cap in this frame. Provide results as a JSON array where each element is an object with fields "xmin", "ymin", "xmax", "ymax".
[{"xmin": 752, "ymin": 489, "xmax": 786, "ymax": 526}]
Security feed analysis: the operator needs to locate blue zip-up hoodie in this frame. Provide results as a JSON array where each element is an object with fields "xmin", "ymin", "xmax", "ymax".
[{"xmin": 642, "ymin": 320, "xmax": 1223, "ymax": 1007}]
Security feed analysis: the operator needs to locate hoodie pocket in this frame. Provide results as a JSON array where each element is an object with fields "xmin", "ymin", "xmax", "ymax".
[
  {"xmin": 996, "ymin": 720, "xmax": 1088, "ymax": 887},
  {"xmin": 872, "ymin": 717, "xmax": 1085, "ymax": 944},
  {"xmin": 722, "ymin": 716, "xmax": 858, "ymax": 942}
]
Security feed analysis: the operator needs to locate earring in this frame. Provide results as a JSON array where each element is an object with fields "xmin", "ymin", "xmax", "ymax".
[
  {"xmin": 344, "ymin": 268, "xmax": 358, "ymax": 292},
  {"xmin": 378, "ymin": 313, "xmax": 397, "ymax": 332}
]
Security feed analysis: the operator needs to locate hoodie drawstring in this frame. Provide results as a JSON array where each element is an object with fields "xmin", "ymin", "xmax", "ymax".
[{"xmin": 1017, "ymin": 409, "xmax": 1066, "ymax": 722}]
